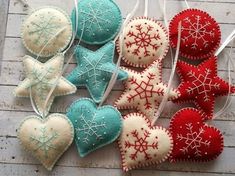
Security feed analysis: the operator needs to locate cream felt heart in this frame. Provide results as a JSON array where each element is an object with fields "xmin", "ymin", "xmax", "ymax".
[
  {"xmin": 17, "ymin": 113, "xmax": 74, "ymax": 170},
  {"xmin": 118, "ymin": 113, "xmax": 173, "ymax": 171}
]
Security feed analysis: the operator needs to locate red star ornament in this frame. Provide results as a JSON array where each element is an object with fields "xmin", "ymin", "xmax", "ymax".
[
  {"xmin": 114, "ymin": 60, "xmax": 180, "ymax": 120},
  {"xmin": 118, "ymin": 113, "xmax": 173, "ymax": 171},
  {"xmin": 169, "ymin": 9, "xmax": 221, "ymax": 60},
  {"xmin": 174, "ymin": 56, "xmax": 235, "ymax": 119},
  {"xmin": 116, "ymin": 16, "xmax": 169, "ymax": 68},
  {"xmin": 169, "ymin": 108, "xmax": 223, "ymax": 162}
]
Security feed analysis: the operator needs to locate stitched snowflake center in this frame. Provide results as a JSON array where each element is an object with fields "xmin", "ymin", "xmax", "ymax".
[
  {"xmin": 126, "ymin": 24, "xmax": 161, "ymax": 57},
  {"xmin": 186, "ymin": 69, "xmax": 220, "ymax": 101},
  {"xmin": 177, "ymin": 123, "xmax": 210, "ymax": 157},
  {"xmin": 30, "ymin": 127, "xmax": 58, "ymax": 158},
  {"xmin": 182, "ymin": 15, "xmax": 215, "ymax": 49},
  {"xmin": 125, "ymin": 129, "xmax": 158, "ymax": 160},
  {"xmin": 76, "ymin": 106, "xmax": 107, "ymax": 144},
  {"xmin": 80, "ymin": 0, "xmax": 112, "ymax": 35},
  {"xmin": 127, "ymin": 73, "xmax": 164, "ymax": 109},
  {"xmin": 29, "ymin": 15, "xmax": 60, "ymax": 46}
]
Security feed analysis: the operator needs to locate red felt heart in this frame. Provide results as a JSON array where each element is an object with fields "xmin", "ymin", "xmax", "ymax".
[{"xmin": 169, "ymin": 108, "xmax": 223, "ymax": 162}]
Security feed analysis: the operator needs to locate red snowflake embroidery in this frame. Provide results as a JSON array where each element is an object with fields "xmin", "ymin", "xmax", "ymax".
[
  {"xmin": 125, "ymin": 129, "xmax": 158, "ymax": 160},
  {"xmin": 126, "ymin": 24, "xmax": 161, "ymax": 58},
  {"xmin": 127, "ymin": 73, "xmax": 164, "ymax": 109}
]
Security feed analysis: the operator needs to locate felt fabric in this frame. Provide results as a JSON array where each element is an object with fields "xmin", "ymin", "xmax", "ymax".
[
  {"xmin": 66, "ymin": 98, "xmax": 122, "ymax": 157},
  {"xmin": 14, "ymin": 54, "xmax": 77, "ymax": 115},
  {"xmin": 169, "ymin": 8, "xmax": 221, "ymax": 60},
  {"xmin": 21, "ymin": 6, "xmax": 72, "ymax": 57},
  {"xmin": 169, "ymin": 108, "xmax": 224, "ymax": 162},
  {"xmin": 114, "ymin": 59, "xmax": 180, "ymax": 120},
  {"xmin": 67, "ymin": 42, "xmax": 128, "ymax": 103},
  {"xmin": 118, "ymin": 113, "xmax": 173, "ymax": 171},
  {"xmin": 71, "ymin": 0, "xmax": 122, "ymax": 45},
  {"xmin": 173, "ymin": 56, "xmax": 235, "ymax": 119},
  {"xmin": 17, "ymin": 113, "xmax": 74, "ymax": 170},
  {"xmin": 116, "ymin": 16, "xmax": 169, "ymax": 68}
]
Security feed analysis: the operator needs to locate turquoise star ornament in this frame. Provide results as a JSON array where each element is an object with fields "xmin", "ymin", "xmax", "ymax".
[
  {"xmin": 66, "ymin": 98, "xmax": 122, "ymax": 157},
  {"xmin": 66, "ymin": 42, "xmax": 128, "ymax": 103},
  {"xmin": 71, "ymin": 0, "xmax": 122, "ymax": 44}
]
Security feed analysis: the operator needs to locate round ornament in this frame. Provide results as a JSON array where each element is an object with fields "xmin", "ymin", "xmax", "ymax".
[
  {"xmin": 21, "ymin": 6, "xmax": 73, "ymax": 57},
  {"xmin": 169, "ymin": 8, "xmax": 221, "ymax": 60},
  {"xmin": 71, "ymin": 0, "xmax": 122, "ymax": 45},
  {"xmin": 117, "ymin": 17, "xmax": 169, "ymax": 68}
]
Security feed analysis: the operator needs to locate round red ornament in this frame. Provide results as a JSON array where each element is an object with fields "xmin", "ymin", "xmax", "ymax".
[{"xmin": 169, "ymin": 8, "xmax": 221, "ymax": 60}]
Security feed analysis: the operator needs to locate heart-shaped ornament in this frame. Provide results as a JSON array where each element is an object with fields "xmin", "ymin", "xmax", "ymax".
[
  {"xmin": 118, "ymin": 113, "xmax": 173, "ymax": 172},
  {"xmin": 66, "ymin": 98, "xmax": 122, "ymax": 157},
  {"xmin": 169, "ymin": 108, "xmax": 223, "ymax": 162},
  {"xmin": 17, "ymin": 113, "xmax": 74, "ymax": 170}
]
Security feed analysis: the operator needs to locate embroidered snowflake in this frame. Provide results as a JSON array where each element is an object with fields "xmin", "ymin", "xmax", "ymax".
[
  {"xmin": 80, "ymin": 0, "xmax": 114, "ymax": 36},
  {"xmin": 30, "ymin": 126, "xmax": 58, "ymax": 158},
  {"xmin": 181, "ymin": 15, "xmax": 215, "ymax": 49},
  {"xmin": 186, "ymin": 69, "xmax": 220, "ymax": 101},
  {"xmin": 127, "ymin": 73, "xmax": 164, "ymax": 109},
  {"xmin": 78, "ymin": 54, "xmax": 113, "ymax": 89},
  {"xmin": 177, "ymin": 123, "xmax": 210, "ymax": 157},
  {"xmin": 30, "ymin": 66, "xmax": 56, "ymax": 101},
  {"xmin": 76, "ymin": 106, "xmax": 107, "ymax": 144},
  {"xmin": 125, "ymin": 129, "xmax": 158, "ymax": 160},
  {"xmin": 29, "ymin": 14, "xmax": 60, "ymax": 46},
  {"xmin": 126, "ymin": 24, "xmax": 161, "ymax": 57}
]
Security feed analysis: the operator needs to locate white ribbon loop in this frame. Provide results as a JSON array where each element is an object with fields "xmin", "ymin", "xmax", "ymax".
[
  {"xmin": 151, "ymin": 21, "xmax": 182, "ymax": 126},
  {"xmin": 99, "ymin": 0, "xmax": 140, "ymax": 107}
]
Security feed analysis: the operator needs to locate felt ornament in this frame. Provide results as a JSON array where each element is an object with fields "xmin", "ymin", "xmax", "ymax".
[
  {"xmin": 169, "ymin": 8, "xmax": 221, "ymax": 60},
  {"xmin": 116, "ymin": 16, "xmax": 169, "ymax": 68},
  {"xmin": 21, "ymin": 6, "xmax": 73, "ymax": 57},
  {"xmin": 14, "ymin": 54, "xmax": 77, "ymax": 115},
  {"xmin": 173, "ymin": 56, "xmax": 235, "ymax": 119},
  {"xmin": 169, "ymin": 108, "xmax": 224, "ymax": 162},
  {"xmin": 118, "ymin": 113, "xmax": 173, "ymax": 171},
  {"xmin": 18, "ymin": 113, "xmax": 74, "ymax": 170},
  {"xmin": 67, "ymin": 42, "xmax": 128, "ymax": 103},
  {"xmin": 71, "ymin": 0, "xmax": 122, "ymax": 45},
  {"xmin": 66, "ymin": 98, "xmax": 122, "ymax": 157},
  {"xmin": 114, "ymin": 59, "xmax": 180, "ymax": 120}
]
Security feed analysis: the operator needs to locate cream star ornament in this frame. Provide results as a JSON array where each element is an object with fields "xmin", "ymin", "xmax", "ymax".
[
  {"xmin": 114, "ymin": 60, "xmax": 180, "ymax": 120},
  {"xmin": 14, "ymin": 54, "xmax": 77, "ymax": 115}
]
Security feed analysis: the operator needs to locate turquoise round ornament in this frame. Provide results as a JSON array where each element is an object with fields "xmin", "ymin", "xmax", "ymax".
[{"xmin": 71, "ymin": 0, "xmax": 122, "ymax": 45}]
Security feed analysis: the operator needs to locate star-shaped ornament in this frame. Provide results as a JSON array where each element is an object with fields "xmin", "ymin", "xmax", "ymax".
[
  {"xmin": 14, "ymin": 54, "xmax": 77, "ymax": 115},
  {"xmin": 114, "ymin": 60, "xmax": 180, "ymax": 120},
  {"xmin": 67, "ymin": 42, "xmax": 128, "ymax": 103},
  {"xmin": 174, "ymin": 56, "xmax": 235, "ymax": 119}
]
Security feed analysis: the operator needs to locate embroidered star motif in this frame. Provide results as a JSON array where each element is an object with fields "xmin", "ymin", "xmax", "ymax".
[
  {"xmin": 66, "ymin": 42, "xmax": 128, "ymax": 103},
  {"xmin": 14, "ymin": 54, "xmax": 77, "ymax": 115},
  {"xmin": 174, "ymin": 56, "xmax": 235, "ymax": 119},
  {"xmin": 114, "ymin": 60, "xmax": 180, "ymax": 120}
]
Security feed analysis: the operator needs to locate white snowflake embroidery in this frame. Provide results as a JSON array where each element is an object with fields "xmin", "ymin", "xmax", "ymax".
[
  {"xmin": 80, "ymin": 0, "xmax": 115, "ymax": 36},
  {"xmin": 29, "ymin": 14, "xmax": 60, "ymax": 45},
  {"xmin": 30, "ymin": 127, "xmax": 58, "ymax": 158},
  {"xmin": 186, "ymin": 69, "xmax": 220, "ymax": 101},
  {"xmin": 181, "ymin": 15, "xmax": 215, "ymax": 49},
  {"xmin": 177, "ymin": 123, "xmax": 210, "ymax": 157},
  {"xmin": 77, "ymin": 53, "xmax": 113, "ymax": 89},
  {"xmin": 76, "ymin": 106, "xmax": 107, "ymax": 144}
]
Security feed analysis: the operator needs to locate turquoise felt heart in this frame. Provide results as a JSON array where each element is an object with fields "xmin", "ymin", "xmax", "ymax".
[{"xmin": 66, "ymin": 98, "xmax": 122, "ymax": 157}]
